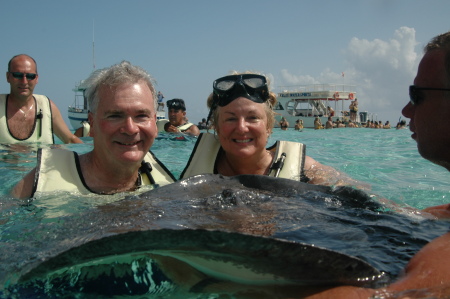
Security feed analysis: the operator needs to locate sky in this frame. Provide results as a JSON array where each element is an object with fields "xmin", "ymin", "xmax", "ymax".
[{"xmin": 1, "ymin": 0, "xmax": 450, "ymax": 128}]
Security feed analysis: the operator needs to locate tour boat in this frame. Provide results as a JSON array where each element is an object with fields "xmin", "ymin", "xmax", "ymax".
[{"xmin": 274, "ymin": 83, "xmax": 368, "ymax": 128}]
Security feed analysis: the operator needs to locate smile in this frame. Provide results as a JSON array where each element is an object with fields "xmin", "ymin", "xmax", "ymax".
[
  {"xmin": 117, "ymin": 141, "xmax": 141, "ymax": 146},
  {"xmin": 234, "ymin": 139, "xmax": 252, "ymax": 143}
]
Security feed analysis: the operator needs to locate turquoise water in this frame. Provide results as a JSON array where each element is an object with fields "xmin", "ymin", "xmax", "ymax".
[
  {"xmin": 152, "ymin": 128, "xmax": 450, "ymax": 210},
  {"xmin": 1, "ymin": 128, "xmax": 448, "ymax": 209},
  {"xmin": 1, "ymin": 128, "xmax": 450, "ymax": 297}
]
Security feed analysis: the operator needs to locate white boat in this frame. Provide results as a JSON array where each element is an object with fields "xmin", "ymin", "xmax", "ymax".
[
  {"xmin": 68, "ymin": 80, "xmax": 167, "ymax": 131},
  {"xmin": 68, "ymin": 80, "xmax": 89, "ymax": 130},
  {"xmin": 274, "ymin": 83, "xmax": 368, "ymax": 128}
]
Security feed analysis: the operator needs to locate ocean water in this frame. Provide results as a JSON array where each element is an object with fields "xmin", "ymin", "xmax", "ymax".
[
  {"xmin": 1, "ymin": 127, "xmax": 450, "ymax": 298},
  {"xmin": 152, "ymin": 128, "xmax": 450, "ymax": 210}
]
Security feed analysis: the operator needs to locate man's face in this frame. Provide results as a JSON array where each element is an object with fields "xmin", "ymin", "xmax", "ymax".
[
  {"xmin": 402, "ymin": 50, "xmax": 450, "ymax": 170},
  {"xmin": 89, "ymin": 81, "xmax": 157, "ymax": 167},
  {"xmin": 168, "ymin": 108, "xmax": 186, "ymax": 126},
  {"xmin": 6, "ymin": 55, "xmax": 39, "ymax": 100}
]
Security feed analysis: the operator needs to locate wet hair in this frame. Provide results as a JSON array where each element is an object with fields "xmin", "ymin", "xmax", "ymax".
[
  {"xmin": 8, "ymin": 54, "xmax": 38, "ymax": 73},
  {"xmin": 206, "ymin": 71, "xmax": 277, "ymax": 134},
  {"xmin": 84, "ymin": 61, "xmax": 157, "ymax": 113},
  {"xmin": 424, "ymin": 31, "xmax": 450, "ymax": 86}
]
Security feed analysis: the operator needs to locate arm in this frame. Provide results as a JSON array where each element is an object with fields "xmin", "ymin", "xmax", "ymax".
[
  {"xmin": 50, "ymin": 100, "xmax": 83, "ymax": 144},
  {"xmin": 11, "ymin": 168, "xmax": 36, "ymax": 199},
  {"xmin": 164, "ymin": 122, "xmax": 180, "ymax": 133},
  {"xmin": 186, "ymin": 124, "xmax": 200, "ymax": 136},
  {"xmin": 422, "ymin": 203, "xmax": 450, "ymax": 219},
  {"xmin": 303, "ymin": 156, "xmax": 370, "ymax": 189}
]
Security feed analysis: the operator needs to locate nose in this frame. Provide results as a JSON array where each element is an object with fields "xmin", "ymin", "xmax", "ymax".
[
  {"xmin": 401, "ymin": 101, "xmax": 414, "ymax": 119},
  {"xmin": 18, "ymin": 75, "xmax": 29, "ymax": 83},
  {"xmin": 121, "ymin": 117, "xmax": 139, "ymax": 134},
  {"xmin": 236, "ymin": 117, "xmax": 249, "ymax": 133}
]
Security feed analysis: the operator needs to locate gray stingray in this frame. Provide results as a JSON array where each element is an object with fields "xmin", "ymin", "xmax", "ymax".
[{"xmin": 1, "ymin": 174, "xmax": 447, "ymax": 297}]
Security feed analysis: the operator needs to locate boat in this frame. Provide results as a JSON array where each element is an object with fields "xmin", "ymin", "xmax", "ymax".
[
  {"xmin": 274, "ymin": 83, "xmax": 368, "ymax": 128},
  {"xmin": 68, "ymin": 80, "xmax": 89, "ymax": 130},
  {"xmin": 68, "ymin": 80, "xmax": 168, "ymax": 132}
]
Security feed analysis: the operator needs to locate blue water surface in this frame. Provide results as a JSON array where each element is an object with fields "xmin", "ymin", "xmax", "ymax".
[
  {"xmin": 1, "ymin": 128, "xmax": 448, "ymax": 208},
  {"xmin": 1, "ymin": 127, "xmax": 450, "ymax": 298}
]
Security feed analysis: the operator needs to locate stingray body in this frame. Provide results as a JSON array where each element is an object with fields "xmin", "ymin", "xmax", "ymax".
[{"xmin": 1, "ymin": 174, "xmax": 447, "ymax": 297}]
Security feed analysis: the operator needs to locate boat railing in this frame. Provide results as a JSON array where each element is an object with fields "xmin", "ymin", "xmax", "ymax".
[
  {"xmin": 68, "ymin": 106, "xmax": 88, "ymax": 113},
  {"xmin": 277, "ymin": 83, "xmax": 356, "ymax": 93}
]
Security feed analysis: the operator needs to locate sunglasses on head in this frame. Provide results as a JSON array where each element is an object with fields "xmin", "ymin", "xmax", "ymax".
[
  {"xmin": 409, "ymin": 85, "xmax": 450, "ymax": 105},
  {"xmin": 213, "ymin": 74, "xmax": 269, "ymax": 107},
  {"xmin": 166, "ymin": 99, "xmax": 186, "ymax": 110},
  {"xmin": 9, "ymin": 72, "xmax": 37, "ymax": 80}
]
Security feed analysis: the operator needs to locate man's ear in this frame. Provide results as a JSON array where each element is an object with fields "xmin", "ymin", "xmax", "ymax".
[{"xmin": 88, "ymin": 112, "xmax": 95, "ymax": 137}]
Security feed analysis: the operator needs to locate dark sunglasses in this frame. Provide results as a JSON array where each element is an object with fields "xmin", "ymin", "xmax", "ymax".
[
  {"xmin": 409, "ymin": 85, "xmax": 450, "ymax": 105},
  {"xmin": 166, "ymin": 99, "xmax": 186, "ymax": 110},
  {"xmin": 9, "ymin": 72, "xmax": 37, "ymax": 80},
  {"xmin": 213, "ymin": 74, "xmax": 269, "ymax": 107}
]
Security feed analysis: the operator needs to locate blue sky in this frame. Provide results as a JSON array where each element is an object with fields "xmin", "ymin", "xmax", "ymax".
[{"xmin": 1, "ymin": 0, "xmax": 450, "ymax": 128}]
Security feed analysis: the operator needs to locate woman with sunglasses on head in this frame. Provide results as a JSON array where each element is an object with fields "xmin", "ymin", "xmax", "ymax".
[{"xmin": 180, "ymin": 72, "xmax": 364, "ymax": 187}]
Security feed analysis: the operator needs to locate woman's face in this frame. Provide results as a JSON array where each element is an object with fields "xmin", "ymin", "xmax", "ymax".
[{"xmin": 216, "ymin": 97, "xmax": 269, "ymax": 158}]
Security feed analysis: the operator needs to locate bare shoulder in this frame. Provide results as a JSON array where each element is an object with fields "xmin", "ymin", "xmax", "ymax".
[{"xmin": 188, "ymin": 124, "xmax": 200, "ymax": 136}]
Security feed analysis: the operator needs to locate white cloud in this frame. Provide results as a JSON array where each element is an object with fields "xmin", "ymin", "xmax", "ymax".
[{"xmin": 279, "ymin": 27, "xmax": 421, "ymax": 122}]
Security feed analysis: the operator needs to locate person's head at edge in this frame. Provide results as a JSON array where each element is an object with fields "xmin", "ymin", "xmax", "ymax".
[
  {"xmin": 6, "ymin": 54, "xmax": 39, "ymax": 100},
  {"xmin": 402, "ymin": 31, "xmax": 450, "ymax": 171},
  {"xmin": 205, "ymin": 71, "xmax": 277, "ymax": 159},
  {"xmin": 166, "ymin": 98, "xmax": 187, "ymax": 126},
  {"xmin": 85, "ymin": 60, "xmax": 158, "ymax": 167}
]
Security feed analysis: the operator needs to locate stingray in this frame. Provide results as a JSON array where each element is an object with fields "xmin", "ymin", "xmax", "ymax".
[{"xmin": 1, "ymin": 174, "xmax": 447, "ymax": 297}]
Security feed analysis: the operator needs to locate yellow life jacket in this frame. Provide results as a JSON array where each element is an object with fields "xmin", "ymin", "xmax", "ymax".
[
  {"xmin": 0, "ymin": 94, "xmax": 54, "ymax": 144},
  {"xmin": 178, "ymin": 122, "xmax": 194, "ymax": 132},
  {"xmin": 180, "ymin": 133, "xmax": 307, "ymax": 181},
  {"xmin": 32, "ymin": 148, "xmax": 176, "ymax": 196}
]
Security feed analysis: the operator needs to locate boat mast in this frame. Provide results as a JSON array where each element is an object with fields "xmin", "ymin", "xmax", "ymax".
[{"xmin": 92, "ymin": 20, "xmax": 96, "ymax": 70}]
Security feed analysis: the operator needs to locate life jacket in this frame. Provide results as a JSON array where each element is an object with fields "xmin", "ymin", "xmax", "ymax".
[
  {"xmin": 180, "ymin": 133, "xmax": 307, "ymax": 181},
  {"xmin": 178, "ymin": 122, "xmax": 194, "ymax": 132},
  {"xmin": 0, "ymin": 94, "xmax": 54, "ymax": 143},
  {"xmin": 32, "ymin": 148, "xmax": 176, "ymax": 196}
]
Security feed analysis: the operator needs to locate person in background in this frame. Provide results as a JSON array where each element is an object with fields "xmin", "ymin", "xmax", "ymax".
[
  {"xmin": 180, "ymin": 71, "xmax": 365, "ymax": 188},
  {"xmin": 1, "ymin": 54, "xmax": 82, "ymax": 144},
  {"xmin": 327, "ymin": 106, "xmax": 335, "ymax": 116},
  {"xmin": 11, "ymin": 61, "xmax": 175, "ymax": 198},
  {"xmin": 294, "ymin": 119, "xmax": 303, "ymax": 131},
  {"xmin": 197, "ymin": 118, "xmax": 208, "ymax": 130},
  {"xmin": 349, "ymin": 98, "xmax": 358, "ymax": 122},
  {"xmin": 336, "ymin": 120, "xmax": 346, "ymax": 128},
  {"xmin": 164, "ymin": 98, "xmax": 200, "ymax": 136},
  {"xmin": 325, "ymin": 116, "xmax": 333, "ymax": 129},
  {"xmin": 396, "ymin": 119, "xmax": 407, "ymax": 129},
  {"xmin": 157, "ymin": 91, "xmax": 165, "ymax": 111},
  {"xmin": 314, "ymin": 116, "xmax": 322, "ymax": 129},
  {"xmin": 74, "ymin": 120, "xmax": 91, "ymax": 137},
  {"xmin": 295, "ymin": 30, "xmax": 450, "ymax": 299},
  {"xmin": 383, "ymin": 121, "xmax": 391, "ymax": 129},
  {"xmin": 279, "ymin": 116, "xmax": 289, "ymax": 130}
]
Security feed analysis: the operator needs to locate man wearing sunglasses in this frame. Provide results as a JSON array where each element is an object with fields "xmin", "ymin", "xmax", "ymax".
[
  {"xmin": 1, "ymin": 54, "xmax": 82, "ymax": 144},
  {"xmin": 164, "ymin": 98, "xmax": 200, "ymax": 136},
  {"xmin": 296, "ymin": 31, "xmax": 450, "ymax": 299}
]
